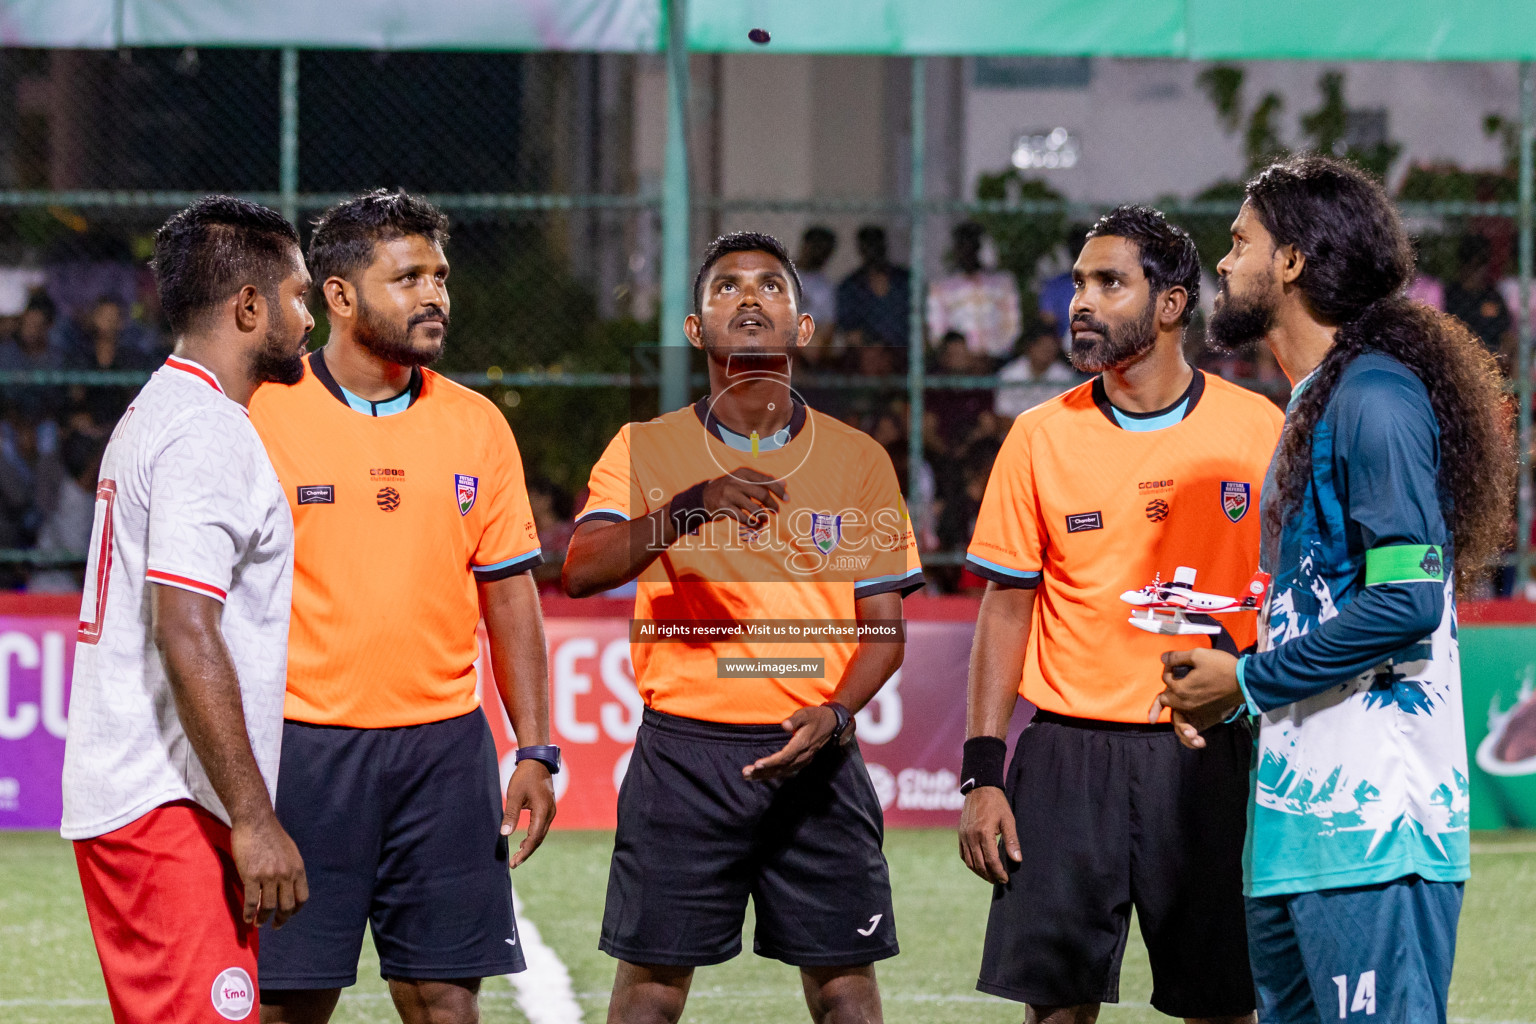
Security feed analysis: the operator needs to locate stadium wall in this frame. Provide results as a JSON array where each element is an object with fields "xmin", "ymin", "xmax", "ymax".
[{"xmin": 2, "ymin": 595, "xmax": 1534, "ymax": 831}]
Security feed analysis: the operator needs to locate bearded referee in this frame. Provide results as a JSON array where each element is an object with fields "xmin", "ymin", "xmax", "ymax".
[
  {"xmin": 958, "ymin": 207, "xmax": 1283, "ymax": 1024},
  {"xmin": 249, "ymin": 190, "xmax": 556, "ymax": 1024},
  {"xmin": 564, "ymin": 232, "xmax": 923, "ymax": 1024}
]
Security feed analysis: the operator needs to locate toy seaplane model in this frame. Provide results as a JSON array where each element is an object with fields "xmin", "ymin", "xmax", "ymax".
[{"xmin": 1120, "ymin": 567, "xmax": 1270, "ymax": 636}]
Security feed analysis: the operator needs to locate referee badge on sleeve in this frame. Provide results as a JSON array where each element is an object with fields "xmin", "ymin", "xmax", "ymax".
[{"xmin": 456, "ymin": 474, "xmax": 479, "ymax": 516}]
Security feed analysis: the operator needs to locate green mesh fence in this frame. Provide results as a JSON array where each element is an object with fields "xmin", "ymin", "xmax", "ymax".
[{"xmin": 0, "ymin": 49, "xmax": 1528, "ymax": 596}]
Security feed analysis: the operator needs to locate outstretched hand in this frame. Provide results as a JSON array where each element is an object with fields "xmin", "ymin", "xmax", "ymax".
[{"xmin": 742, "ymin": 706, "xmax": 843, "ymax": 781}]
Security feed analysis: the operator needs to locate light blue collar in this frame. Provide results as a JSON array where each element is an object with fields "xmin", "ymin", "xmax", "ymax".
[
  {"xmin": 1111, "ymin": 399, "xmax": 1189, "ymax": 432},
  {"xmin": 340, "ymin": 385, "xmax": 412, "ymax": 417},
  {"xmin": 715, "ymin": 420, "xmax": 793, "ymax": 453}
]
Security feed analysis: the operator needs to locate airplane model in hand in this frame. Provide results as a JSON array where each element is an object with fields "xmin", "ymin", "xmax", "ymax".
[{"xmin": 1120, "ymin": 566, "xmax": 1271, "ymax": 636}]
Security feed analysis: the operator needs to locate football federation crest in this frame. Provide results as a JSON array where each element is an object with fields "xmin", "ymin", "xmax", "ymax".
[
  {"xmin": 810, "ymin": 512, "xmax": 842, "ymax": 554},
  {"xmin": 456, "ymin": 474, "xmax": 478, "ymax": 516},
  {"xmin": 1221, "ymin": 481, "xmax": 1250, "ymax": 523}
]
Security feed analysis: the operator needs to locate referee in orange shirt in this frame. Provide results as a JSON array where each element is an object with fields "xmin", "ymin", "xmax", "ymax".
[
  {"xmin": 564, "ymin": 232, "xmax": 922, "ymax": 1024},
  {"xmin": 958, "ymin": 207, "xmax": 1282, "ymax": 1024},
  {"xmin": 249, "ymin": 191, "xmax": 556, "ymax": 1024}
]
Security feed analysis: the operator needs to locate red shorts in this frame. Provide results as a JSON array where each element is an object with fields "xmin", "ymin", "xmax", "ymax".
[{"xmin": 74, "ymin": 800, "xmax": 260, "ymax": 1023}]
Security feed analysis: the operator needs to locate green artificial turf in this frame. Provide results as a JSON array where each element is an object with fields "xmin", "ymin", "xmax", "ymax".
[{"xmin": 2, "ymin": 829, "xmax": 1532, "ymax": 1023}]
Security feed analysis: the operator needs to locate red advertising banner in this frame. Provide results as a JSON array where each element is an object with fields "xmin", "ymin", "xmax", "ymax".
[
  {"xmin": 477, "ymin": 613, "xmax": 990, "ymax": 830},
  {"xmin": 5, "ymin": 593, "xmax": 1535, "ymax": 832},
  {"xmin": 0, "ymin": 593, "xmax": 999, "ymax": 832}
]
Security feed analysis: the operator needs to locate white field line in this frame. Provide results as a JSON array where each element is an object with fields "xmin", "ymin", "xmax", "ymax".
[
  {"xmin": 508, "ymin": 882, "xmax": 584, "ymax": 1024},
  {"xmin": 1471, "ymin": 842, "xmax": 1536, "ymax": 854}
]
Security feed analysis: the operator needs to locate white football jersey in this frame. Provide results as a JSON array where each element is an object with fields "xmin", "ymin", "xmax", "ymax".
[{"xmin": 61, "ymin": 356, "xmax": 294, "ymax": 840}]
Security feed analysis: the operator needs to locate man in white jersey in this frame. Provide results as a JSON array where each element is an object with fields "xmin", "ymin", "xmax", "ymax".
[{"xmin": 61, "ymin": 195, "xmax": 315, "ymax": 1024}]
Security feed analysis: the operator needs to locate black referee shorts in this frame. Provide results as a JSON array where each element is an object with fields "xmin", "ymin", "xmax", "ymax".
[
  {"xmin": 600, "ymin": 708, "xmax": 898, "ymax": 969},
  {"xmin": 978, "ymin": 710, "xmax": 1255, "ymax": 1018},
  {"xmin": 258, "ymin": 711, "xmax": 523, "ymax": 989}
]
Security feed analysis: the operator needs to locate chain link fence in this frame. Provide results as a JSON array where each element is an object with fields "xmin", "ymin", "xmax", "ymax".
[{"xmin": 0, "ymin": 49, "xmax": 1528, "ymax": 596}]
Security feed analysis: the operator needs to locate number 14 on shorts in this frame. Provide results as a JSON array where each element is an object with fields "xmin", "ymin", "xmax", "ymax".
[{"xmin": 1331, "ymin": 971, "xmax": 1377, "ymax": 1017}]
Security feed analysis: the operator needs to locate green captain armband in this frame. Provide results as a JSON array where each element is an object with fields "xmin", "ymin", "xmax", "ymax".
[{"xmin": 1365, "ymin": 544, "xmax": 1445, "ymax": 585}]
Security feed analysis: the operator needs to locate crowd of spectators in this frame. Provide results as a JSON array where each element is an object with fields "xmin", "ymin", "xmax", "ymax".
[
  {"xmin": 0, "ymin": 274, "xmax": 168, "ymax": 589},
  {"xmin": 767, "ymin": 219, "xmax": 1532, "ymax": 593},
  {"xmin": 1, "ymin": 220, "xmax": 1529, "ymax": 596},
  {"xmin": 773, "ymin": 220, "xmax": 1084, "ymax": 591}
]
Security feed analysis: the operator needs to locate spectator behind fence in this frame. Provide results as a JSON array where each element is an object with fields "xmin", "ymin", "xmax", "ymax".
[
  {"xmin": 926, "ymin": 221, "xmax": 1021, "ymax": 363},
  {"xmin": 836, "ymin": 225, "xmax": 910, "ymax": 348},
  {"xmin": 58, "ymin": 296, "xmax": 157, "ymax": 434},
  {"xmin": 28, "ymin": 430, "xmax": 103, "ymax": 593},
  {"xmin": 1445, "ymin": 234, "xmax": 1514, "ymax": 369},
  {"xmin": 528, "ymin": 475, "xmax": 575, "ymax": 591},
  {"xmin": 1406, "ymin": 237, "xmax": 1446, "ymax": 312},
  {"xmin": 0, "ymin": 289, "xmax": 67, "ymax": 422},
  {"xmin": 797, "ymin": 226, "xmax": 838, "ymax": 355},
  {"xmin": 929, "ymin": 330, "xmax": 993, "ymax": 451},
  {"xmin": 872, "ymin": 408, "xmax": 939, "ymax": 554},
  {"xmin": 994, "ymin": 314, "xmax": 1078, "ymax": 419},
  {"xmin": 1035, "ymin": 224, "xmax": 1091, "ymax": 348},
  {"xmin": 0, "ymin": 403, "xmax": 61, "ymax": 561}
]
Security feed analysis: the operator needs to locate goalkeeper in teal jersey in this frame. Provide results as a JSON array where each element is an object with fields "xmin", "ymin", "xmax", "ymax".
[{"xmin": 1155, "ymin": 156, "xmax": 1514, "ymax": 1024}]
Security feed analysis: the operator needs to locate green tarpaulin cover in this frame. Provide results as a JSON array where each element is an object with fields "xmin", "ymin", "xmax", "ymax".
[{"xmin": 1, "ymin": 0, "xmax": 1533, "ymax": 59}]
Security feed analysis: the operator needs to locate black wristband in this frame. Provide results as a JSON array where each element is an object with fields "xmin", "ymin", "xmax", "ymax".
[
  {"xmin": 959, "ymin": 736, "xmax": 1008, "ymax": 794},
  {"xmin": 823, "ymin": 701, "xmax": 853, "ymax": 745},
  {"xmin": 668, "ymin": 481, "xmax": 710, "ymax": 537}
]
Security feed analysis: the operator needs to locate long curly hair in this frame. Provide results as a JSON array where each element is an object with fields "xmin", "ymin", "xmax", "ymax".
[{"xmin": 1250, "ymin": 156, "xmax": 1514, "ymax": 595}]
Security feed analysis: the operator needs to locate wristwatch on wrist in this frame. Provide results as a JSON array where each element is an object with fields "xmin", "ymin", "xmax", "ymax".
[
  {"xmin": 823, "ymin": 701, "xmax": 853, "ymax": 745},
  {"xmin": 514, "ymin": 744, "xmax": 562, "ymax": 774}
]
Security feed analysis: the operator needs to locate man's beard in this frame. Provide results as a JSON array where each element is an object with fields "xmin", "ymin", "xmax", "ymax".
[
  {"xmin": 355, "ymin": 294, "xmax": 448, "ymax": 367},
  {"xmin": 701, "ymin": 323, "xmax": 797, "ymax": 375},
  {"xmin": 250, "ymin": 311, "xmax": 308, "ymax": 386},
  {"xmin": 1069, "ymin": 298, "xmax": 1157, "ymax": 373},
  {"xmin": 1207, "ymin": 278, "xmax": 1277, "ymax": 352}
]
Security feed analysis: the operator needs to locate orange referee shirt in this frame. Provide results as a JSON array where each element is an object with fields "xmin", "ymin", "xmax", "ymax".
[
  {"xmin": 249, "ymin": 350, "xmax": 541, "ymax": 728},
  {"xmin": 578, "ymin": 397, "xmax": 923, "ymax": 724},
  {"xmin": 966, "ymin": 371, "xmax": 1284, "ymax": 723}
]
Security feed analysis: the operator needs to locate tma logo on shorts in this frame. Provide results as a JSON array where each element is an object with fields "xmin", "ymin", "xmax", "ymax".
[{"xmin": 210, "ymin": 966, "xmax": 254, "ymax": 1020}]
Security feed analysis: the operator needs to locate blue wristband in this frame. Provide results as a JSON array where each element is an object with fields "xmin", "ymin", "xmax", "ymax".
[{"xmin": 515, "ymin": 744, "xmax": 562, "ymax": 774}]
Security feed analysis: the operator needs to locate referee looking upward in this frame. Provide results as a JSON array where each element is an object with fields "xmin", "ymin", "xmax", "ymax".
[
  {"xmin": 958, "ymin": 207, "xmax": 1283, "ymax": 1024},
  {"xmin": 564, "ymin": 232, "xmax": 923, "ymax": 1024}
]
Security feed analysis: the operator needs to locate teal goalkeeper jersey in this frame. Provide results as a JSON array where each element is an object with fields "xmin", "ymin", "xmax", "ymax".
[{"xmin": 1237, "ymin": 353, "xmax": 1469, "ymax": 898}]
